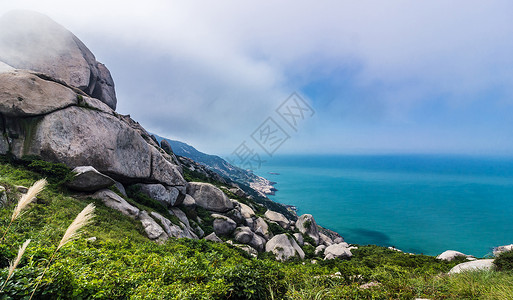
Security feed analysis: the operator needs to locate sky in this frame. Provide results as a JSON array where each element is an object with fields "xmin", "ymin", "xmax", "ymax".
[{"xmin": 1, "ymin": 1, "xmax": 513, "ymax": 157}]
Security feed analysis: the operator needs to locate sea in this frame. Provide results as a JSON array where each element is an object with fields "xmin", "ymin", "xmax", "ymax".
[{"xmin": 255, "ymin": 154, "xmax": 513, "ymax": 257}]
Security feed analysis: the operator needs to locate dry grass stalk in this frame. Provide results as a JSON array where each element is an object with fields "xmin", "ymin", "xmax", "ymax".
[
  {"xmin": 1, "ymin": 239, "xmax": 31, "ymax": 291},
  {"xmin": 1, "ymin": 179, "xmax": 47, "ymax": 243},
  {"xmin": 57, "ymin": 203, "xmax": 96, "ymax": 250},
  {"xmin": 29, "ymin": 203, "xmax": 95, "ymax": 300},
  {"xmin": 11, "ymin": 179, "xmax": 47, "ymax": 221}
]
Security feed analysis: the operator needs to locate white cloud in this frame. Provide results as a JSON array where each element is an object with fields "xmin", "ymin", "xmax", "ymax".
[{"xmin": 1, "ymin": 0, "xmax": 513, "ymax": 153}]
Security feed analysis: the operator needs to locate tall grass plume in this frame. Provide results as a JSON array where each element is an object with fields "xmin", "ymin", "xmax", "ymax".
[
  {"xmin": 29, "ymin": 203, "xmax": 95, "ymax": 300},
  {"xmin": 1, "ymin": 179, "xmax": 47, "ymax": 242},
  {"xmin": 1, "ymin": 239, "xmax": 31, "ymax": 292}
]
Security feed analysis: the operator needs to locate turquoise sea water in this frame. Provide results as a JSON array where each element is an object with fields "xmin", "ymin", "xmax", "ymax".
[{"xmin": 255, "ymin": 155, "xmax": 513, "ymax": 257}]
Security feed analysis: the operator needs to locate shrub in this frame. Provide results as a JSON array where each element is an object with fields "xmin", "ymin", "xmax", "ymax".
[{"xmin": 494, "ymin": 250, "xmax": 513, "ymax": 271}]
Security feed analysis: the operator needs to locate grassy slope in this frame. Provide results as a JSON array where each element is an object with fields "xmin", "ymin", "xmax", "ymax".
[{"xmin": 0, "ymin": 160, "xmax": 513, "ymax": 299}]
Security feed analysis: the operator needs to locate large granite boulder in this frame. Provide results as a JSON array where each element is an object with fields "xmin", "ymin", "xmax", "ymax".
[
  {"xmin": 67, "ymin": 166, "xmax": 115, "ymax": 192},
  {"xmin": 265, "ymin": 234, "xmax": 305, "ymax": 261},
  {"xmin": 187, "ymin": 182, "xmax": 233, "ymax": 213},
  {"xmin": 92, "ymin": 189, "xmax": 140, "ymax": 219},
  {"xmin": 234, "ymin": 226, "xmax": 266, "ymax": 252},
  {"xmin": 253, "ymin": 217, "xmax": 271, "ymax": 239},
  {"xmin": 0, "ymin": 10, "xmax": 117, "ymax": 109},
  {"xmin": 136, "ymin": 183, "xmax": 183, "ymax": 207},
  {"xmin": 239, "ymin": 202, "xmax": 255, "ymax": 219},
  {"xmin": 449, "ymin": 259, "xmax": 495, "ymax": 274},
  {"xmin": 138, "ymin": 211, "xmax": 167, "ymax": 241},
  {"xmin": 324, "ymin": 243, "xmax": 353, "ymax": 260},
  {"xmin": 264, "ymin": 210, "xmax": 290, "ymax": 229},
  {"xmin": 2, "ymin": 102, "xmax": 186, "ymax": 187},
  {"xmin": 437, "ymin": 250, "xmax": 474, "ymax": 261},
  {"xmin": 0, "ymin": 70, "xmax": 78, "ymax": 117},
  {"xmin": 296, "ymin": 214, "xmax": 320, "ymax": 246},
  {"xmin": 212, "ymin": 214, "xmax": 237, "ymax": 236}
]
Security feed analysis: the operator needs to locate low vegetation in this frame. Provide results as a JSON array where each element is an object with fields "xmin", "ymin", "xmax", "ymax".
[{"xmin": 1, "ymin": 159, "xmax": 513, "ymax": 299}]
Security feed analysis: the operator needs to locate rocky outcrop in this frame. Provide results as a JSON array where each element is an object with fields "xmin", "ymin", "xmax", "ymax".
[
  {"xmin": 187, "ymin": 182, "xmax": 233, "ymax": 212},
  {"xmin": 493, "ymin": 244, "xmax": 513, "ymax": 256},
  {"xmin": 296, "ymin": 214, "xmax": 320, "ymax": 245},
  {"xmin": 0, "ymin": 73, "xmax": 185, "ymax": 189},
  {"xmin": 234, "ymin": 226, "xmax": 266, "ymax": 252},
  {"xmin": 0, "ymin": 10, "xmax": 117, "ymax": 109},
  {"xmin": 449, "ymin": 259, "xmax": 495, "ymax": 274},
  {"xmin": 437, "ymin": 250, "xmax": 474, "ymax": 261},
  {"xmin": 265, "ymin": 234, "xmax": 305, "ymax": 261},
  {"xmin": 67, "ymin": 166, "xmax": 115, "ymax": 192}
]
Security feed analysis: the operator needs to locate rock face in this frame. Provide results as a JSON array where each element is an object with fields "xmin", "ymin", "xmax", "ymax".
[
  {"xmin": 67, "ymin": 166, "xmax": 115, "ymax": 192},
  {"xmin": 296, "ymin": 214, "xmax": 320, "ymax": 245},
  {"xmin": 437, "ymin": 250, "xmax": 474, "ymax": 261},
  {"xmin": 0, "ymin": 10, "xmax": 117, "ymax": 109},
  {"xmin": 187, "ymin": 182, "xmax": 233, "ymax": 212},
  {"xmin": 265, "ymin": 234, "xmax": 305, "ymax": 261},
  {"xmin": 449, "ymin": 259, "xmax": 495, "ymax": 274}
]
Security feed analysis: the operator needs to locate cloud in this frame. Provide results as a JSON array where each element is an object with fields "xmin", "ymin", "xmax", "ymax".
[{"xmin": 1, "ymin": 1, "xmax": 513, "ymax": 154}]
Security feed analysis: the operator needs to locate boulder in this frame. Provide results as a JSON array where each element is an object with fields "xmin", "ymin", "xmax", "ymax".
[
  {"xmin": 265, "ymin": 234, "xmax": 305, "ymax": 261},
  {"xmin": 169, "ymin": 207, "xmax": 190, "ymax": 229},
  {"xmin": 92, "ymin": 189, "xmax": 139, "ymax": 218},
  {"xmin": 160, "ymin": 139, "xmax": 173, "ymax": 155},
  {"xmin": 0, "ymin": 10, "xmax": 117, "ymax": 109},
  {"xmin": 4, "ymin": 105, "xmax": 186, "ymax": 188},
  {"xmin": 136, "ymin": 183, "xmax": 182, "ymax": 207},
  {"xmin": 324, "ymin": 243, "xmax": 353, "ymax": 260},
  {"xmin": 437, "ymin": 250, "xmax": 474, "ymax": 261},
  {"xmin": 66, "ymin": 166, "xmax": 115, "ymax": 192},
  {"xmin": 264, "ymin": 210, "xmax": 290, "ymax": 229},
  {"xmin": 114, "ymin": 181, "xmax": 127, "ymax": 197},
  {"xmin": 319, "ymin": 233, "xmax": 333, "ymax": 247},
  {"xmin": 293, "ymin": 233, "xmax": 304, "ymax": 246},
  {"xmin": 254, "ymin": 217, "xmax": 271, "ymax": 239},
  {"xmin": 333, "ymin": 237, "xmax": 344, "ymax": 244},
  {"xmin": 315, "ymin": 245, "xmax": 326, "ymax": 255},
  {"xmin": 182, "ymin": 194, "xmax": 196, "ymax": 208},
  {"xmin": 239, "ymin": 202, "xmax": 255, "ymax": 219},
  {"xmin": 296, "ymin": 214, "xmax": 320, "ymax": 246},
  {"xmin": 150, "ymin": 211, "xmax": 195, "ymax": 240},
  {"xmin": 449, "ymin": 259, "xmax": 495, "ymax": 274},
  {"xmin": 187, "ymin": 182, "xmax": 233, "ymax": 212},
  {"xmin": 212, "ymin": 214, "xmax": 237, "ymax": 236},
  {"xmin": 234, "ymin": 226, "xmax": 254, "ymax": 244},
  {"xmin": 205, "ymin": 232, "xmax": 223, "ymax": 243},
  {"xmin": 0, "ymin": 70, "xmax": 78, "ymax": 117},
  {"xmin": 244, "ymin": 217, "xmax": 254, "ymax": 229},
  {"xmin": 225, "ymin": 208, "xmax": 244, "ymax": 225},
  {"xmin": 233, "ymin": 244, "xmax": 258, "ymax": 257},
  {"xmin": 493, "ymin": 244, "xmax": 513, "ymax": 256},
  {"xmin": 138, "ymin": 211, "xmax": 167, "ymax": 241}
]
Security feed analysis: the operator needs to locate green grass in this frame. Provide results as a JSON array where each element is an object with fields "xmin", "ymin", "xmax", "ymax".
[{"xmin": 1, "ymin": 159, "xmax": 512, "ymax": 299}]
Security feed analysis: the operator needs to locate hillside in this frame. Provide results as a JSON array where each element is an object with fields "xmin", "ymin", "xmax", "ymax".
[{"xmin": 152, "ymin": 134, "xmax": 277, "ymax": 197}]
